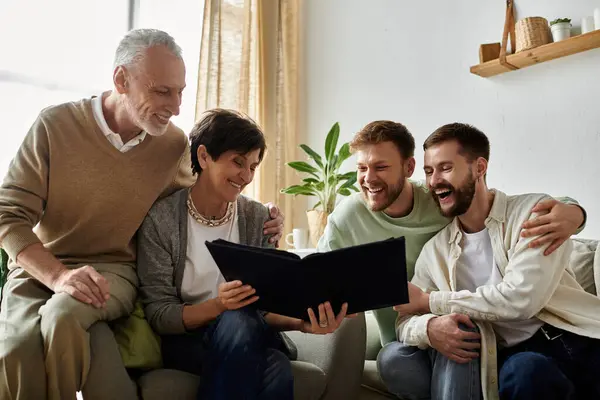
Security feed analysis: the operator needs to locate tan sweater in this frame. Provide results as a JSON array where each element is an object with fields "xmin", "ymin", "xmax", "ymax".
[{"xmin": 0, "ymin": 97, "xmax": 194, "ymax": 265}]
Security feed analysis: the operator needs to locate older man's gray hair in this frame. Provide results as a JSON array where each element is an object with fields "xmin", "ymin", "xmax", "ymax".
[{"xmin": 113, "ymin": 28, "xmax": 183, "ymax": 68}]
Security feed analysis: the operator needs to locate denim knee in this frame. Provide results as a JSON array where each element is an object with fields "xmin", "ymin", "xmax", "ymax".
[
  {"xmin": 262, "ymin": 349, "xmax": 293, "ymax": 399},
  {"xmin": 216, "ymin": 309, "xmax": 263, "ymax": 339},
  {"xmin": 377, "ymin": 341, "xmax": 431, "ymax": 399},
  {"xmin": 499, "ymin": 352, "xmax": 574, "ymax": 400},
  {"xmin": 267, "ymin": 349, "xmax": 293, "ymax": 380},
  {"xmin": 212, "ymin": 309, "xmax": 265, "ymax": 353}
]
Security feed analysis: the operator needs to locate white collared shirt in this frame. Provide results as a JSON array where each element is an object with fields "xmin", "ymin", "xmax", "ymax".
[{"xmin": 92, "ymin": 94, "xmax": 146, "ymax": 152}]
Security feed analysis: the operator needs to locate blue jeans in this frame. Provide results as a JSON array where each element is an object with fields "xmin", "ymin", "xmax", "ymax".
[
  {"xmin": 161, "ymin": 308, "xmax": 293, "ymax": 400},
  {"xmin": 498, "ymin": 325, "xmax": 600, "ymax": 400},
  {"xmin": 377, "ymin": 339, "xmax": 481, "ymax": 400}
]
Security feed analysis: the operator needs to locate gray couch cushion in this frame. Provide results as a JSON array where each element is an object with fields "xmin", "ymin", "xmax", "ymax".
[
  {"xmin": 362, "ymin": 360, "xmax": 392, "ymax": 396},
  {"xmin": 360, "ymin": 385, "xmax": 396, "ymax": 400},
  {"xmin": 365, "ymin": 312, "xmax": 382, "ymax": 361},
  {"xmin": 570, "ymin": 238, "xmax": 599, "ymax": 296},
  {"xmin": 286, "ymin": 316, "xmax": 366, "ymax": 400},
  {"xmin": 362, "ymin": 313, "xmax": 394, "ymax": 399},
  {"xmin": 138, "ymin": 361, "xmax": 327, "ymax": 400},
  {"xmin": 290, "ymin": 361, "xmax": 327, "ymax": 400},
  {"xmin": 139, "ymin": 369, "xmax": 198, "ymax": 400}
]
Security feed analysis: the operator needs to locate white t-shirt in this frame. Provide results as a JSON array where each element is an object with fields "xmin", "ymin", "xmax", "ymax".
[
  {"xmin": 92, "ymin": 94, "xmax": 146, "ymax": 152},
  {"xmin": 456, "ymin": 228, "xmax": 543, "ymax": 347},
  {"xmin": 180, "ymin": 202, "xmax": 240, "ymax": 304}
]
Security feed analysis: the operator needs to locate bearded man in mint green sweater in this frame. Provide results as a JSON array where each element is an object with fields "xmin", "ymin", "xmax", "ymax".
[{"xmin": 317, "ymin": 120, "xmax": 585, "ymax": 350}]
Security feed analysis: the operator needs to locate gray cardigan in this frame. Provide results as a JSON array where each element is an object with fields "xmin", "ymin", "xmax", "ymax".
[{"xmin": 137, "ymin": 188, "xmax": 274, "ymax": 335}]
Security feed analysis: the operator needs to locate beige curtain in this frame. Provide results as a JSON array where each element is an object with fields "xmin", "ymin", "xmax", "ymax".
[{"xmin": 195, "ymin": 0, "xmax": 304, "ymax": 242}]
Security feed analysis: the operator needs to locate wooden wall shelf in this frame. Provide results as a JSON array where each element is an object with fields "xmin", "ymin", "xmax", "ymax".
[{"xmin": 470, "ymin": 29, "xmax": 600, "ymax": 78}]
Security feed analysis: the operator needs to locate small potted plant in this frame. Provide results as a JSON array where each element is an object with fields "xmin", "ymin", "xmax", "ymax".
[
  {"xmin": 550, "ymin": 18, "xmax": 572, "ymax": 42},
  {"xmin": 281, "ymin": 122, "xmax": 359, "ymax": 247}
]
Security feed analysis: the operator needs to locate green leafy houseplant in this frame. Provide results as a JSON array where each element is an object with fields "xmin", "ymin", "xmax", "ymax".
[
  {"xmin": 281, "ymin": 122, "xmax": 359, "ymax": 214},
  {"xmin": 550, "ymin": 18, "xmax": 571, "ymax": 26}
]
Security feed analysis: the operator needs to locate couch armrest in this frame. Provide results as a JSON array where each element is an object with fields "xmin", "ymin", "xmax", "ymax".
[
  {"xmin": 570, "ymin": 238, "xmax": 599, "ymax": 296},
  {"xmin": 286, "ymin": 312, "xmax": 366, "ymax": 400}
]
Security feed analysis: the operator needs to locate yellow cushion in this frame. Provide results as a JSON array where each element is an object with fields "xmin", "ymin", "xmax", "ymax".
[{"xmin": 112, "ymin": 300, "xmax": 162, "ymax": 370}]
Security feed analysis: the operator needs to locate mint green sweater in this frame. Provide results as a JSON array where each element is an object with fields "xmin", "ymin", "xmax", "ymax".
[{"xmin": 318, "ymin": 180, "xmax": 449, "ymax": 345}]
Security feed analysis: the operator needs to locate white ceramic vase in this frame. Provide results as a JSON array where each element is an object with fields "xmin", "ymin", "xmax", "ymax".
[{"xmin": 582, "ymin": 16, "xmax": 595, "ymax": 34}]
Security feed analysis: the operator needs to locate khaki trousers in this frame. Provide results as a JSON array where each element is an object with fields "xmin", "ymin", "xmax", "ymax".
[{"xmin": 0, "ymin": 263, "xmax": 137, "ymax": 400}]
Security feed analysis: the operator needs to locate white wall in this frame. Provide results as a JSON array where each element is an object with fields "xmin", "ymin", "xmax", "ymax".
[
  {"xmin": 0, "ymin": 1, "xmax": 203, "ymax": 179},
  {"xmin": 301, "ymin": 0, "xmax": 600, "ymax": 238},
  {"xmin": 136, "ymin": 0, "xmax": 204, "ymax": 134}
]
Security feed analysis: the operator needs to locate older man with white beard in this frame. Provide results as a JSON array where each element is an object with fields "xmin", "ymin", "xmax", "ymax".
[{"xmin": 0, "ymin": 29, "xmax": 284, "ymax": 400}]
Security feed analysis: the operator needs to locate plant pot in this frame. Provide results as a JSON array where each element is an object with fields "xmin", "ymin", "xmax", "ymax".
[
  {"xmin": 551, "ymin": 22, "xmax": 571, "ymax": 42},
  {"xmin": 306, "ymin": 210, "xmax": 328, "ymax": 248}
]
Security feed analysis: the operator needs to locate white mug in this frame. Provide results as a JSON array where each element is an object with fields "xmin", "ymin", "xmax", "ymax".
[
  {"xmin": 582, "ymin": 16, "xmax": 595, "ymax": 34},
  {"xmin": 285, "ymin": 228, "xmax": 309, "ymax": 249}
]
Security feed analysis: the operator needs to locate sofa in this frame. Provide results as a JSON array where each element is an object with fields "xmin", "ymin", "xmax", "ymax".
[
  {"xmin": 83, "ymin": 313, "xmax": 367, "ymax": 400},
  {"xmin": 4, "ymin": 236, "xmax": 599, "ymax": 400}
]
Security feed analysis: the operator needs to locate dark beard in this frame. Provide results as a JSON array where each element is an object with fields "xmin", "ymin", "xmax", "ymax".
[
  {"xmin": 362, "ymin": 178, "xmax": 405, "ymax": 212},
  {"xmin": 432, "ymin": 174, "xmax": 476, "ymax": 218}
]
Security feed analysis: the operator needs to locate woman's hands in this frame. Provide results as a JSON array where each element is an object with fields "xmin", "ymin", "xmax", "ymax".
[
  {"xmin": 216, "ymin": 280, "xmax": 259, "ymax": 311},
  {"xmin": 299, "ymin": 302, "xmax": 356, "ymax": 334}
]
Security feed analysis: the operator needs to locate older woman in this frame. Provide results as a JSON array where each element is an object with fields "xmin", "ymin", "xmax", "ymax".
[{"xmin": 137, "ymin": 109, "xmax": 349, "ymax": 400}]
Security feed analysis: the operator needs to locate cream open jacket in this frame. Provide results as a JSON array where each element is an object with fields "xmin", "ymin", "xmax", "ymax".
[{"xmin": 396, "ymin": 190, "xmax": 600, "ymax": 400}]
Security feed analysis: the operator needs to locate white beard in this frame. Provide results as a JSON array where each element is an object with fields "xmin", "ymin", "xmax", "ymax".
[{"xmin": 123, "ymin": 97, "xmax": 169, "ymax": 137}]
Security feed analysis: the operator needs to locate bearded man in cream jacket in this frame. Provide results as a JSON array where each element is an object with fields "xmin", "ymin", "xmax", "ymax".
[{"xmin": 392, "ymin": 123, "xmax": 600, "ymax": 400}]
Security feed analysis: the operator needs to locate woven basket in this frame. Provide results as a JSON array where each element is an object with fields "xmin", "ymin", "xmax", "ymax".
[{"xmin": 515, "ymin": 17, "xmax": 551, "ymax": 52}]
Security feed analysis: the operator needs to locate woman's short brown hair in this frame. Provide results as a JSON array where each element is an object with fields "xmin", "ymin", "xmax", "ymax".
[{"xmin": 189, "ymin": 109, "xmax": 266, "ymax": 175}]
